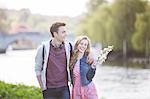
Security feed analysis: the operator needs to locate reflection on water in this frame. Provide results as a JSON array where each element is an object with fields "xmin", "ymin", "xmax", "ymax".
[{"xmin": 0, "ymin": 50, "xmax": 39, "ymax": 86}]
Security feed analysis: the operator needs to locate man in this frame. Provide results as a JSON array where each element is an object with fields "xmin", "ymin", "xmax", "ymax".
[{"xmin": 35, "ymin": 22, "xmax": 72, "ymax": 99}]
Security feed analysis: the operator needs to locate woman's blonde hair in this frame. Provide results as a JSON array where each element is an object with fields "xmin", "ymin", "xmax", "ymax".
[{"xmin": 69, "ymin": 35, "xmax": 91, "ymax": 69}]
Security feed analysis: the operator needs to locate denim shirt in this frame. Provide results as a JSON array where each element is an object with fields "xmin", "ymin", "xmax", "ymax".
[{"xmin": 70, "ymin": 55, "xmax": 96, "ymax": 86}]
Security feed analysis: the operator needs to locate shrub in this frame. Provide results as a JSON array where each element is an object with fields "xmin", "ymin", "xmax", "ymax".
[{"xmin": 0, "ymin": 81, "xmax": 42, "ymax": 99}]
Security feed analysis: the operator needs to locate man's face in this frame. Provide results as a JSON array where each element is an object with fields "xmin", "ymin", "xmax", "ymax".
[{"xmin": 54, "ymin": 26, "xmax": 67, "ymax": 42}]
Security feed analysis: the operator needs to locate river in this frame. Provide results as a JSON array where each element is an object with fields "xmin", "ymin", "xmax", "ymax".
[{"xmin": 0, "ymin": 50, "xmax": 150, "ymax": 99}]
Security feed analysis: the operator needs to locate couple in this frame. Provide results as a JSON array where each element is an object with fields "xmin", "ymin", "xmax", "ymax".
[{"xmin": 35, "ymin": 22, "xmax": 100, "ymax": 99}]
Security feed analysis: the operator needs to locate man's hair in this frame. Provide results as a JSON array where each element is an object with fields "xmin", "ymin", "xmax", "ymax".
[{"xmin": 50, "ymin": 22, "xmax": 66, "ymax": 37}]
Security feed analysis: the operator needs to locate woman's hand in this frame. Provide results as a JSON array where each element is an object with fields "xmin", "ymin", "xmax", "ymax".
[{"xmin": 92, "ymin": 45, "xmax": 113, "ymax": 66}]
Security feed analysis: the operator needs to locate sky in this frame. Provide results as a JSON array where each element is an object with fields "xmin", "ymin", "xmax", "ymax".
[{"xmin": 0, "ymin": 0, "xmax": 88, "ymax": 17}]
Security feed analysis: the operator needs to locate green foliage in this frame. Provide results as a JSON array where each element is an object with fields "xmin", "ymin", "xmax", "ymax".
[
  {"xmin": 87, "ymin": 0, "xmax": 107, "ymax": 12},
  {"xmin": 0, "ymin": 9, "xmax": 7, "ymax": 33},
  {"xmin": 132, "ymin": 12, "xmax": 150, "ymax": 53},
  {"xmin": 77, "ymin": 0, "xmax": 148, "ymax": 52},
  {"xmin": 0, "ymin": 81, "xmax": 42, "ymax": 99},
  {"xmin": 110, "ymin": 0, "xmax": 146, "ymax": 50},
  {"xmin": 0, "ymin": 8, "xmax": 77, "ymax": 34},
  {"xmin": 19, "ymin": 9, "xmax": 31, "ymax": 22},
  {"xmin": 77, "ymin": 4, "xmax": 112, "ymax": 45}
]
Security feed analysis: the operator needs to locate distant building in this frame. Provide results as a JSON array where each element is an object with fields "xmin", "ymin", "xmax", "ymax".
[{"xmin": 10, "ymin": 22, "xmax": 30, "ymax": 34}]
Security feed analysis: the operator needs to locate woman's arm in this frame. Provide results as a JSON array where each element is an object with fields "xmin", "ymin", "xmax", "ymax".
[{"xmin": 86, "ymin": 66, "xmax": 96, "ymax": 81}]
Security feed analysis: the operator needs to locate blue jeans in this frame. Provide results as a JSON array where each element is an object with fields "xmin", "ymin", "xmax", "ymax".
[{"xmin": 42, "ymin": 86, "xmax": 70, "ymax": 99}]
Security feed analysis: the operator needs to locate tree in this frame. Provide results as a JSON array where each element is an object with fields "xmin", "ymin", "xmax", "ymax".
[
  {"xmin": 110, "ymin": 0, "xmax": 146, "ymax": 51},
  {"xmin": 132, "ymin": 12, "xmax": 150, "ymax": 53},
  {"xmin": 0, "ymin": 9, "xmax": 7, "ymax": 33},
  {"xmin": 87, "ymin": 0, "xmax": 107, "ymax": 11},
  {"xmin": 19, "ymin": 8, "xmax": 31, "ymax": 22}
]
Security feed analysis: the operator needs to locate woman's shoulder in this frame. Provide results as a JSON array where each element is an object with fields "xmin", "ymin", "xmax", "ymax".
[
  {"xmin": 80, "ymin": 56, "xmax": 91, "ymax": 67},
  {"xmin": 80, "ymin": 55, "xmax": 88, "ymax": 62}
]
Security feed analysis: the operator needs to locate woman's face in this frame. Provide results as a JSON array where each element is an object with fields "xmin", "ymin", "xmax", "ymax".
[{"xmin": 77, "ymin": 39, "xmax": 88, "ymax": 53}]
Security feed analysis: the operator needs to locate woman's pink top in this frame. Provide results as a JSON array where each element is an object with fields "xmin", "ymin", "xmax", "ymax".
[{"xmin": 71, "ymin": 60, "xmax": 98, "ymax": 99}]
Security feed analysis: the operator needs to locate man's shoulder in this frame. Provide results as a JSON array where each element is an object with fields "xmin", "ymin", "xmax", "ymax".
[
  {"xmin": 42, "ymin": 40, "xmax": 50, "ymax": 44},
  {"xmin": 41, "ymin": 40, "xmax": 50, "ymax": 46},
  {"xmin": 36, "ymin": 40, "xmax": 50, "ymax": 50}
]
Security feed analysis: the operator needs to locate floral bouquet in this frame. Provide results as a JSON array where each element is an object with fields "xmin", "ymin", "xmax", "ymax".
[{"xmin": 92, "ymin": 45, "xmax": 113, "ymax": 67}]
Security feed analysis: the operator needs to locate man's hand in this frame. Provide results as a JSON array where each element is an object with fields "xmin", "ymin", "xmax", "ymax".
[
  {"xmin": 37, "ymin": 75, "xmax": 44, "ymax": 90},
  {"xmin": 86, "ymin": 53, "xmax": 94, "ymax": 65}
]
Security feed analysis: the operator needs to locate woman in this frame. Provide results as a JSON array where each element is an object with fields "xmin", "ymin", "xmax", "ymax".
[{"xmin": 70, "ymin": 36, "xmax": 98, "ymax": 99}]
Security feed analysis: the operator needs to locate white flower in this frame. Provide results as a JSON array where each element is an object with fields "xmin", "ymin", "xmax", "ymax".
[{"xmin": 92, "ymin": 45, "xmax": 113, "ymax": 67}]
